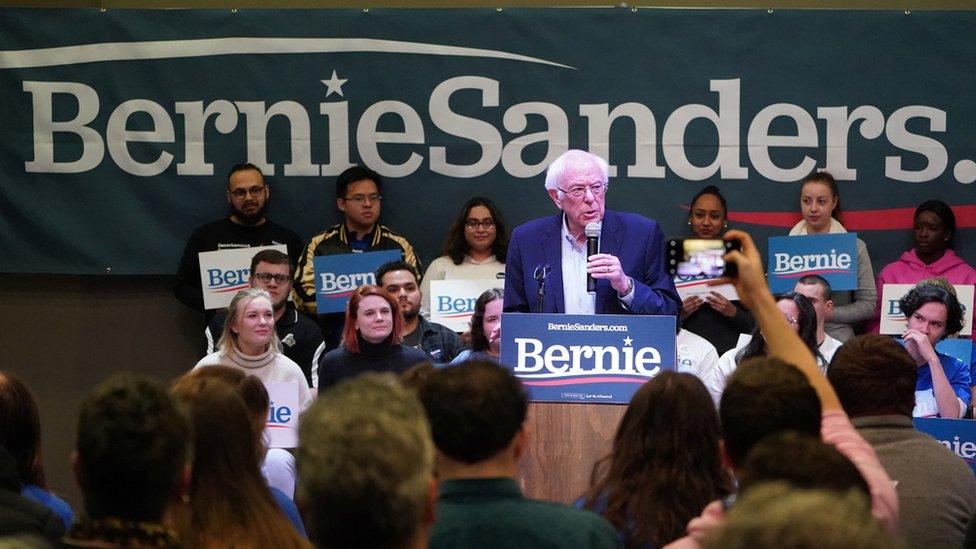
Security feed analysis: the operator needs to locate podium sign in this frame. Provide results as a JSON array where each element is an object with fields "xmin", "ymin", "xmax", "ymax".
[
  {"xmin": 914, "ymin": 418, "xmax": 976, "ymax": 475},
  {"xmin": 430, "ymin": 279, "xmax": 502, "ymax": 332},
  {"xmin": 313, "ymin": 250, "xmax": 401, "ymax": 313},
  {"xmin": 198, "ymin": 245, "xmax": 287, "ymax": 310},
  {"xmin": 499, "ymin": 313, "xmax": 676, "ymax": 404},
  {"xmin": 880, "ymin": 283, "xmax": 973, "ymax": 336},
  {"xmin": 767, "ymin": 233, "xmax": 858, "ymax": 293},
  {"xmin": 264, "ymin": 382, "xmax": 300, "ymax": 449}
]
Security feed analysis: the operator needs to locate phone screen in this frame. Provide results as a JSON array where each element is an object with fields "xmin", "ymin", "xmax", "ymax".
[{"xmin": 671, "ymin": 239, "xmax": 727, "ymax": 278}]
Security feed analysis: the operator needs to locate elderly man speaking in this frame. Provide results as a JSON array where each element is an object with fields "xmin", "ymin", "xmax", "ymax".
[{"xmin": 504, "ymin": 149, "xmax": 679, "ymax": 315}]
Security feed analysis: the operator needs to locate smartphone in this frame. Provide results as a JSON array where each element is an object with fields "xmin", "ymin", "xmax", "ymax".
[{"xmin": 666, "ymin": 238, "xmax": 740, "ymax": 278}]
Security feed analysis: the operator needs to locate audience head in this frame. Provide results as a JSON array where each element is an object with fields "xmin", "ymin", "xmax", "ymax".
[
  {"xmin": 736, "ymin": 431, "xmax": 868, "ymax": 496},
  {"xmin": 180, "ymin": 366, "xmax": 269, "ymax": 448},
  {"xmin": 0, "ymin": 372, "xmax": 45, "ymax": 488},
  {"xmin": 469, "ymin": 288, "xmax": 504, "ymax": 354},
  {"xmin": 720, "ymin": 357, "xmax": 821, "ymax": 468},
  {"xmin": 688, "ymin": 185, "xmax": 728, "ymax": 239},
  {"xmin": 298, "ymin": 373, "xmax": 434, "ymax": 549},
  {"xmin": 899, "ymin": 283, "xmax": 963, "ymax": 340},
  {"xmin": 226, "ymin": 162, "xmax": 268, "ymax": 225},
  {"xmin": 171, "ymin": 372, "xmax": 303, "ymax": 548},
  {"xmin": 703, "ymin": 482, "xmax": 898, "ymax": 549},
  {"xmin": 248, "ymin": 249, "xmax": 292, "ymax": 311},
  {"xmin": 586, "ymin": 372, "xmax": 732, "ymax": 546},
  {"xmin": 794, "ymin": 275, "xmax": 833, "ymax": 333},
  {"xmin": 913, "ymin": 199, "xmax": 956, "ymax": 253},
  {"xmin": 544, "ymin": 150, "xmax": 611, "ymax": 235},
  {"xmin": 218, "ymin": 288, "xmax": 282, "ymax": 356},
  {"xmin": 799, "ymin": 170, "xmax": 842, "ymax": 231},
  {"xmin": 336, "ymin": 165, "xmax": 383, "ymax": 230},
  {"xmin": 737, "ymin": 292, "xmax": 820, "ymax": 364},
  {"xmin": 73, "ymin": 374, "xmax": 190, "ymax": 522},
  {"xmin": 417, "ymin": 360, "xmax": 526, "ymax": 465},
  {"xmin": 377, "ymin": 261, "xmax": 422, "ymax": 323},
  {"xmin": 827, "ymin": 334, "xmax": 917, "ymax": 418},
  {"xmin": 443, "ymin": 196, "xmax": 509, "ymax": 265},
  {"xmin": 342, "ymin": 285, "xmax": 403, "ymax": 353}
]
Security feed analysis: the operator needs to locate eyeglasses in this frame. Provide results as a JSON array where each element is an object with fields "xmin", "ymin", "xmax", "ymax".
[
  {"xmin": 342, "ymin": 193, "xmax": 382, "ymax": 204},
  {"xmin": 556, "ymin": 183, "xmax": 607, "ymax": 199},
  {"xmin": 465, "ymin": 219, "xmax": 496, "ymax": 230},
  {"xmin": 783, "ymin": 313, "xmax": 798, "ymax": 326},
  {"xmin": 252, "ymin": 273, "xmax": 292, "ymax": 284},
  {"xmin": 229, "ymin": 186, "xmax": 266, "ymax": 199}
]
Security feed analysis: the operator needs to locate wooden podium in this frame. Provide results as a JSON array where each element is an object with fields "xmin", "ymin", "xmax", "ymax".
[{"xmin": 518, "ymin": 402, "xmax": 627, "ymax": 504}]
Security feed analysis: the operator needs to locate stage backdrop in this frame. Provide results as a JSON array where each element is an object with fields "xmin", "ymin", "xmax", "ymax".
[{"xmin": 0, "ymin": 8, "xmax": 973, "ymax": 275}]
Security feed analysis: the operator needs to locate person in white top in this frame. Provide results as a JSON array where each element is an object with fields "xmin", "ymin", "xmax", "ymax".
[
  {"xmin": 709, "ymin": 293, "xmax": 823, "ymax": 406},
  {"xmin": 676, "ymin": 327, "xmax": 721, "ymax": 389},
  {"xmin": 794, "ymin": 275, "xmax": 844, "ymax": 366},
  {"xmin": 421, "ymin": 196, "xmax": 508, "ymax": 317},
  {"xmin": 195, "ymin": 288, "xmax": 312, "ymax": 409}
]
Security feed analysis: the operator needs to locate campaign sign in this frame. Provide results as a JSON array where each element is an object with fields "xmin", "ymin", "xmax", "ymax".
[
  {"xmin": 264, "ymin": 382, "xmax": 300, "ymax": 448},
  {"xmin": 674, "ymin": 276, "xmax": 739, "ymax": 301},
  {"xmin": 430, "ymin": 279, "xmax": 503, "ymax": 332},
  {"xmin": 767, "ymin": 234, "xmax": 858, "ymax": 294},
  {"xmin": 499, "ymin": 313, "xmax": 677, "ymax": 404},
  {"xmin": 914, "ymin": 418, "xmax": 976, "ymax": 475},
  {"xmin": 199, "ymin": 245, "xmax": 287, "ymax": 310},
  {"xmin": 880, "ymin": 284, "xmax": 973, "ymax": 336},
  {"xmin": 313, "ymin": 250, "xmax": 401, "ymax": 313}
]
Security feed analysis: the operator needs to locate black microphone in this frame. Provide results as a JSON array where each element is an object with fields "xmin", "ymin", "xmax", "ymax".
[
  {"xmin": 585, "ymin": 222, "xmax": 601, "ymax": 293},
  {"xmin": 533, "ymin": 264, "xmax": 550, "ymax": 314}
]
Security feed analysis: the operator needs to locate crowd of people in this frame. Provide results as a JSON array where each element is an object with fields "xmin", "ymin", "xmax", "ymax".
[{"xmin": 3, "ymin": 149, "xmax": 976, "ymax": 547}]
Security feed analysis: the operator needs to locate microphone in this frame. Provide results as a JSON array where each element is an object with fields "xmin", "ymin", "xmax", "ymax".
[
  {"xmin": 533, "ymin": 264, "xmax": 550, "ymax": 314},
  {"xmin": 585, "ymin": 222, "xmax": 601, "ymax": 293}
]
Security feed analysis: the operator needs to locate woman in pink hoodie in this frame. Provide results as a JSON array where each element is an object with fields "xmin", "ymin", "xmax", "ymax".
[{"xmin": 871, "ymin": 200, "xmax": 976, "ymax": 333}]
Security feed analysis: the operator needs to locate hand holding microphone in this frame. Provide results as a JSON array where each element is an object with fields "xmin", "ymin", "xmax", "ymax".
[{"xmin": 584, "ymin": 222, "xmax": 631, "ymax": 295}]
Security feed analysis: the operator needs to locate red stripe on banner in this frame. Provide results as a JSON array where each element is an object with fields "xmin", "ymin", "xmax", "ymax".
[
  {"xmin": 674, "ymin": 279, "xmax": 714, "ymax": 289},
  {"xmin": 266, "ymin": 424, "xmax": 292, "ymax": 429},
  {"xmin": 522, "ymin": 377, "xmax": 648, "ymax": 386},
  {"xmin": 777, "ymin": 269, "xmax": 852, "ymax": 279},
  {"xmin": 321, "ymin": 290, "xmax": 355, "ymax": 299},
  {"xmin": 681, "ymin": 204, "xmax": 976, "ymax": 230},
  {"xmin": 213, "ymin": 283, "xmax": 250, "ymax": 293}
]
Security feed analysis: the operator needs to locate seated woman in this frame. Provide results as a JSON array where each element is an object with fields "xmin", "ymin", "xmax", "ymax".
[
  {"xmin": 789, "ymin": 171, "xmax": 876, "ymax": 342},
  {"xmin": 679, "ymin": 185, "xmax": 754, "ymax": 354},
  {"xmin": 0, "ymin": 372, "xmax": 73, "ymax": 530},
  {"xmin": 871, "ymin": 200, "xmax": 976, "ymax": 332},
  {"xmin": 575, "ymin": 371, "xmax": 732, "ymax": 548},
  {"xmin": 451, "ymin": 288, "xmax": 503, "ymax": 364},
  {"xmin": 709, "ymin": 292, "xmax": 823, "ymax": 405},
  {"xmin": 317, "ymin": 285, "xmax": 428, "ymax": 388},
  {"xmin": 899, "ymin": 284, "xmax": 971, "ymax": 418},
  {"xmin": 420, "ymin": 197, "xmax": 508, "ymax": 316},
  {"xmin": 195, "ymin": 288, "xmax": 312, "ymax": 408},
  {"xmin": 170, "ymin": 374, "xmax": 310, "ymax": 548}
]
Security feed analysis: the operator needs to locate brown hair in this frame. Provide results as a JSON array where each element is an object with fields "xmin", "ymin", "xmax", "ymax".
[
  {"xmin": 171, "ymin": 375, "xmax": 309, "ymax": 549},
  {"xmin": 0, "ymin": 372, "xmax": 45, "ymax": 487},
  {"xmin": 827, "ymin": 334, "xmax": 917, "ymax": 418},
  {"xmin": 341, "ymin": 285, "xmax": 403, "ymax": 354},
  {"xmin": 583, "ymin": 372, "xmax": 733, "ymax": 547}
]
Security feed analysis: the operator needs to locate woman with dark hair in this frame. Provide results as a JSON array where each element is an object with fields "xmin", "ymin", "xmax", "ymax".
[
  {"xmin": 575, "ymin": 371, "xmax": 733, "ymax": 548},
  {"xmin": 789, "ymin": 171, "xmax": 876, "ymax": 342},
  {"xmin": 680, "ymin": 185, "xmax": 754, "ymax": 354},
  {"xmin": 450, "ymin": 288, "xmax": 504, "ymax": 364},
  {"xmin": 899, "ymin": 284, "xmax": 970, "ymax": 418},
  {"xmin": 708, "ymin": 293, "xmax": 822, "ymax": 404},
  {"xmin": 317, "ymin": 285, "xmax": 428, "ymax": 388},
  {"xmin": 195, "ymin": 288, "xmax": 311, "ymax": 408},
  {"xmin": 420, "ymin": 196, "xmax": 508, "ymax": 315},
  {"xmin": 0, "ymin": 372, "xmax": 73, "ymax": 530},
  {"xmin": 170, "ymin": 374, "xmax": 311, "ymax": 548},
  {"xmin": 870, "ymin": 200, "xmax": 976, "ymax": 332}
]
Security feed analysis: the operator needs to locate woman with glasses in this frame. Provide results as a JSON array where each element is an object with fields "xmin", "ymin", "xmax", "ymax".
[
  {"xmin": 706, "ymin": 292, "xmax": 823, "ymax": 405},
  {"xmin": 420, "ymin": 196, "xmax": 509, "ymax": 316}
]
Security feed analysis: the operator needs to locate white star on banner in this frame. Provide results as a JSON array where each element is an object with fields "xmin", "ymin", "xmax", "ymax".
[
  {"xmin": 623, "ymin": 336, "xmax": 633, "ymax": 346},
  {"xmin": 321, "ymin": 70, "xmax": 348, "ymax": 97}
]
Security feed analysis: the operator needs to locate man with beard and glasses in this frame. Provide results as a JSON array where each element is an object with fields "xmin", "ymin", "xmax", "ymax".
[
  {"xmin": 376, "ymin": 260, "xmax": 462, "ymax": 364},
  {"xmin": 204, "ymin": 249, "xmax": 325, "ymax": 388},
  {"xmin": 174, "ymin": 163, "xmax": 303, "ymax": 322}
]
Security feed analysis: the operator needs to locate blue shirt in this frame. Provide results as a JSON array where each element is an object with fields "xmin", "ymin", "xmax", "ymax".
[
  {"xmin": 915, "ymin": 352, "xmax": 972, "ymax": 418},
  {"xmin": 270, "ymin": 486, "xmax": 307, "ymax": 538},
  {"xmin": 21, "ymin": 484, "xmax": 73, "ymax": 531}
]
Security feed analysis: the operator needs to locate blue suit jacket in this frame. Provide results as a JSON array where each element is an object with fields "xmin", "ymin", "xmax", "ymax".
[{"xmin": 503, "ymin": 209, "xmax": 679, "ymax": 315}]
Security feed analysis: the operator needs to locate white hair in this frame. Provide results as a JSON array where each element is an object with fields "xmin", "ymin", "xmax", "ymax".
[{"xmin": 544, "ymin": 149, "xmax": 610, "ymax": 191}]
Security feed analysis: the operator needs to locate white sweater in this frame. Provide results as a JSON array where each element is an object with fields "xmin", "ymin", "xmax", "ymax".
[{"xmin": 194, "ymin": 346, "xmax": 313, "ymax": 409}]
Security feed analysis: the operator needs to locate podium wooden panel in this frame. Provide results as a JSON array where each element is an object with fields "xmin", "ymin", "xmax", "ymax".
[{"xmin": 518, "ymin": 402, "xmax": 627, "ymax": 505}]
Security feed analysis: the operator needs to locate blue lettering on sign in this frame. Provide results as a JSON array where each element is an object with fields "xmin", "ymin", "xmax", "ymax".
[
  {"xmin": 268, "ymin": 401, "xmax": 292, "ymax": 425},
  {"xmin": 207, "ymin": 268, "xmax": 251, "ymax": 290},
  {"xmin": 767, "ymin": 234, "xmax": 859, "ymax": 293},
  {"xmin": 886, "ymin": 299, "xmax": 902, "ymax": 316},
  {"xmin": 436, "ymin": 296, "xmax": 477, "ymax": 314}
]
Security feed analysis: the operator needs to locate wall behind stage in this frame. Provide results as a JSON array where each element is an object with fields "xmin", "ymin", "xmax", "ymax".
[{"xmin": 2, "ymin": 7, "xmax": 975, "ymax": 511}]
